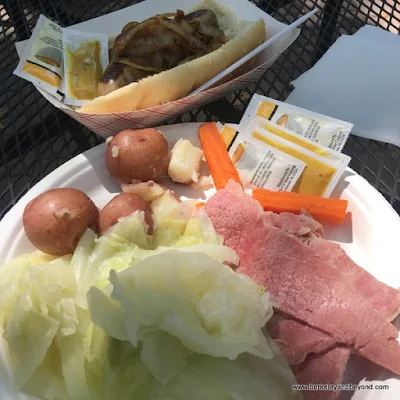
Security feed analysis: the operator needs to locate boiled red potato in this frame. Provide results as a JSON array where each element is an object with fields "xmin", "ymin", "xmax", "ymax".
[
  {"xmin": 106, "ymin": 128, "xmax": 169, "ymax": 183},
  {"xmin": 23, "ymin": 188, "xmax": 99, "ymax": 256},
  {"xmin": 99, "ymin": 193, "xmax": 153, "ymax": 235}
]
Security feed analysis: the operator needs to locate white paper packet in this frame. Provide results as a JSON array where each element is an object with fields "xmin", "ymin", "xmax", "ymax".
[
  {"xmin": 250, "ymin": 118, "xmax": 350, "ymax": 165},
  {"xmin": 240, "ymin": 94, "xmax": 353, "ymax": 152},
  {"xmin": 63, "ymin": 29, "xmax": 109, "ymax": 107},
  {"xmin": 218, "ymin": 124, "xmax": 306, "ymax": 191},
  {"xmin": 248, "ymin": 124, "xmax": 350, "ymax": 197},
  {"xmin": 14, "ymin": 15, "xmax": 64, "ymax": 100}
]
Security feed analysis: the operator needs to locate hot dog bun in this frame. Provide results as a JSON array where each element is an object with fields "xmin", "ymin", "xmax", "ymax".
[{"xmin": 79, "ymin": 0, "xmax": 265, "ymax": 114}]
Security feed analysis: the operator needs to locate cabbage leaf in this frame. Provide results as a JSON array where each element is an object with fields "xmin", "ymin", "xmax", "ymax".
[{"xmin": 88, "ymin": 251, "xmax": 274, "ymax": 374}]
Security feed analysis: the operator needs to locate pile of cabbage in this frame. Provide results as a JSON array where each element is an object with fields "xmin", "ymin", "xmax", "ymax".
[{"xmin": 0, "ymin": 196, "xmax": 301, "ymax": 399}]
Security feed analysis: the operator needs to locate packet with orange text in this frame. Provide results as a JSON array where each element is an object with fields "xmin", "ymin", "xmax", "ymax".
[
  {"xmin": 218, "ymin": 124, "xmax": 306, "ymax": 192},
  {"xmin": 240, "ymin": 94, "xmax": 353, "ymax": 152},
  {"xmin": 247, "ymin": 124, "xmax": 349, "ymax": 197},
  {"xmin": 250, "ymin": 118, "xmax": 351, "ymax": 166},
  {"xmin": 14, "ymin": 15, "xmax": 64, "ymax": 100}
]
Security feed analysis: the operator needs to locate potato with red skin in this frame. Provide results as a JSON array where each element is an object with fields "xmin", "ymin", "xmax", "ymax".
[
  {"xmin": 99, "ymin": 193, "xmax": 153, "ymax": 235},
  {"xmin": 106, "ymin": 128, "xmax": 169, "ymax": 183},
  {"xmin": 23, "ymin": 188, "xmax": 99, "ymax": 256}
]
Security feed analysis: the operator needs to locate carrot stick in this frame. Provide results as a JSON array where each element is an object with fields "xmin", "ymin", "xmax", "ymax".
[
  {"xmin": 199, "ymin": 122, "xmax": 242, "ymax": 191},
  {"xmin": 252, "ymin": 188, "xmax": 348, "ymax": 225},
  {"xmin": 195, "ymin": 202, "xmax": 206, "ymax": 209}
]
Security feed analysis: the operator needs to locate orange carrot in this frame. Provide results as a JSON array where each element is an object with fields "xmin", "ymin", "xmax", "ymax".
[
  {"xmin": 199, "ymin": 122, "xmax": 242, "ymax": 190},
  {"xmin": 195, "ymin": 202, "xmax": 206, "ymax": 209},
  {"xmin": 252, "ymin": 188, "xmax": 348, "ymax": 225}
]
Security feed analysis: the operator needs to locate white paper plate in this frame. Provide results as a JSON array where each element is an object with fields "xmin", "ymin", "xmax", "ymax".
[{"xmin": 0, "ymin": 123, "xmax": 399, "ymax": 399}]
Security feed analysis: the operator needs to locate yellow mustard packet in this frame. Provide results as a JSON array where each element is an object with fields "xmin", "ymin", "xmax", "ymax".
[
  {"xmin": 63, "ymin": 29, "xmax": 109, "ymax": 106},
  {"xmin": 249, "ymin": 125, "xmax": 349, "ymax": 197},
  {"xmin": 240, "ymin": 94, "xmax": 353, "ymax": 152},
  {"xmin": 218, "ymin": 124, "xmax": 306, "ymax": 192},
  {"xmin": 252, "ymin": 118, "xmax": 351, "ymax": 165}
]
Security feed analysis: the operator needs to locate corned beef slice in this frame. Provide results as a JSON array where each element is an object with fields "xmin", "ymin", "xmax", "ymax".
[
  {"xmin": 282, "ymin": 236, "xmax": 400, "ymax": 372},
  {"xmin": 267, "ymin": 313, "xmax": 336, "ymax": 365},
  {"xmin": 205, "ymin": 183, "xmax": 400, "ymax": 375},
  {"xmin": 265, "ymin": 211, "xmax": 324, "ymax": 242},
  {"xmin": 292, "ymin": 346, "xmax": 350, "ymax": 400},
  {"xmin": 267, "ymin": 218, "xmax": 400, "ymax": 390},
  {"xmin": 267, "ymin": 238, "xmax": 400, "ymax": 365},
  {"xmin": 287, "ymin": 229, "xmax": 400, "ymax": 376},
  {"xmin": 309, "ymin": 238, "xmax": 400, "ymax": 320}
]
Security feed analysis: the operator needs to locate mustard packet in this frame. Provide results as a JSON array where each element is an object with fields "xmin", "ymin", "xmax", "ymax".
[
  {"xmin": 240, "ymin": 94, "xmax": 353, "ymax": 152},
  {"xmin": 218, "ymin": 124, "xmax": 306, "ymax": 192},
  {"xmin": 251, "ymin": 118, "xmax": 350, "ymax": 165},
  {"xmin": 14, "ymin": 15, "xmax": 64, "ymax": 100},
  {"xmin": 247, "ymin": 125, "xmax": 349, "ymax": 197},
  {"xmin": 63, "ymin": 29, "xmax": 109, "ymax": 106}
]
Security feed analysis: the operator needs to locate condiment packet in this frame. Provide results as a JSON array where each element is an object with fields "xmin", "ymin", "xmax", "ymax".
[
  {"xmin": 240, "ymin": 94, "xmax": 353, "ymax": 152},
  {"xmin": 248, "ymin": 125, "xmax": 350, "ymax": 197},
  {"xmin": 63, "ymin": 29, "xmax": 109, "ymax": 106},
  {"xmin": 14, "ymin": 15, "xmax": 64, "ymax": 100},
  {"xmin": 251, "ymin": 118, "xmax": 350, "ymax": 165},
  {"xmin": 219, "ymin": 124, "xmax": 306, "ymax": 192}
]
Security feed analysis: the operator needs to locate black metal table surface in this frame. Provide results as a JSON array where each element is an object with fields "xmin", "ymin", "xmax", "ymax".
[{"xmin": 1, "ymin": 0, "xmax": 400, "ymax": 220}]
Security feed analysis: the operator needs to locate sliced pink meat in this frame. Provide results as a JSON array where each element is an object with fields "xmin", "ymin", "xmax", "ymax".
[
  {"xmin": 269, "ymin": 233, "xmax": 400, "ymax": 366},
  {"xmin": 267, "ymin": 208, "xmax": 400, "ymax": 391},
  {"xmin": 267, "ymin": 313, "xmax": 336, "ymax": 365},
  {"xmin": 268, "ymin": 238, "xmax": 400, "ymax": 365},
  {"xmin": 292, "ymin": 346, "xmax": 350, "ymax": 400},
  {"xmin": 271, "ymin": 235, "xmax": 400, "ymax": 367},
  {"xmin": 265, "ymin": 211, "xmax": 324, "ymax": 242},
  {"xmin": 309, "ymin": 238, "xmax": 400, "ymax": 321},
  {"xmin": 205, "ymin": 183, "xmax": 400, "ymax": 375}
]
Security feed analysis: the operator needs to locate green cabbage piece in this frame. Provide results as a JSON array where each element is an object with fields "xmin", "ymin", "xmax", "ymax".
[
  {"xmin": 151, "ymin": 193, "xmax": 190, "ymax": 247},
  {"xmin": 151, "ymin": 192, "xmax": 221, "ymax": 248},
  {"xmin": 173, "ymin": 209, "xmax": 222, "ymax": 247},
  {"xmin": 0, "ymin": 252, "xmax": 60, "ymax": 314},
  {"xmin": 87, "ymin": 251, "xmax": 300, "ymax": 399},
  {"xmin": 1, "ymin": 256, "xmax": 80, "ymax": 397},
  {"xmin": 85, "ymin": 343, "xmax": 300, "ymax": 400},
  {"xmin": 88, "ymin": 251, "xmax": 275, "ymax": 377},
  {"xmin": 73, "ymin": 212, "xmax": 152, "ymax": 310},
  {"xmin": 150, "ymin": 352, "xmax": 300, "ymax": 400}
]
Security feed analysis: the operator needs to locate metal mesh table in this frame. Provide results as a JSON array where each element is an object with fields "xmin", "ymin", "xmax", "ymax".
[{"xmin": 1, "ymin": 0, "xmax": 399, "ymax": 219}]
